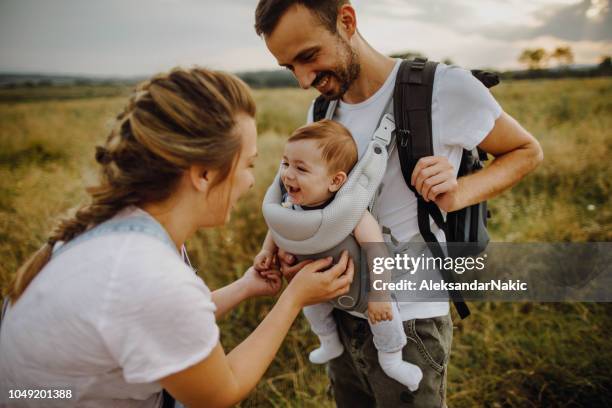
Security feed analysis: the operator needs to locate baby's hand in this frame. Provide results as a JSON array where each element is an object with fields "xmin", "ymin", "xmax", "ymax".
[
  {"xmin": 254, "ymin": 249, "xmax": 275, "ymax": 272},
  {"xmin": 367, "ymin": 301, "xmax": 393, "ymax": 324}
]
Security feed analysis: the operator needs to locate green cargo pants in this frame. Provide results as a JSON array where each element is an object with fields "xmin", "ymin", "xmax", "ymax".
[{"xmin": 327, "ymin": 308, "xmax": 453, "ymax": 407}]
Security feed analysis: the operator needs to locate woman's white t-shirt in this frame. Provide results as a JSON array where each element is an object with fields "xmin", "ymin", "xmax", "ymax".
[{"xmin": 0, "ymin": 207, "xmax": 219, "ymax": 407}]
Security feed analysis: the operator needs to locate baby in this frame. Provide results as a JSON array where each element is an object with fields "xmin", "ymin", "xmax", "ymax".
[{"xmin": 254, "ymin": 119, "xmax": 422, "ymax": 391}]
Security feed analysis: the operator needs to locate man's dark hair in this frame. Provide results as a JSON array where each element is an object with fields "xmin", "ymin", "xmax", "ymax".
[{"xmin": 255, "ymin": 0, "xmax": 349, "ymax": 36}]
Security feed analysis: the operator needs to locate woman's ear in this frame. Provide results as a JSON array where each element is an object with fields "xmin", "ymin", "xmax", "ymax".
[
  {"xmin": 189, "ymin": 164, "xmax": 211, "ymax": 193},
  {"xmin": 329, "ymin": 171, "xmax": 348, "ymax": 193}
]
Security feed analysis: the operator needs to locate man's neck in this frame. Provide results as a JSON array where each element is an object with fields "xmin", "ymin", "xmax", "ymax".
[{"xmin": 341, "ymin": 36, "xmax": 396, "ymax": 105}]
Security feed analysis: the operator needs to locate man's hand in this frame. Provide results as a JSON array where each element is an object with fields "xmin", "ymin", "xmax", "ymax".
[
  {"xmin": 411, "ymin": 156, "xmax": 459, "ymax": 212},
  {"xmin": 367, "ymin": 301, "xmax": 393, "ymax": 324}
]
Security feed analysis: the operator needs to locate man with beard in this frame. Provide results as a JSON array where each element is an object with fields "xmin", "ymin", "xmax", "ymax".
[{"xmin": 254, "ymin": 1, "xmax": 543, "ymax": 407}]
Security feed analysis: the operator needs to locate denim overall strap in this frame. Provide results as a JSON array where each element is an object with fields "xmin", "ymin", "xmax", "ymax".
[
  {"xmin": 51, "ymin": 215, "xmax": 179, "ymax": 259},
  {"xmin": 50, "ymin": 213, "xmax": 183, "ymax": 408},
  {"xmin": 0, "ymin": 214, "xmax": 184, "ymax": 407},
  {"xmin": 1, "ymin": 214, "xmax": 183, "ymax": 331}
]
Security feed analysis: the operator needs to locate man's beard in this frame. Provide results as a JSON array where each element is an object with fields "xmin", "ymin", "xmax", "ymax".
[{"xmin": 312, "ymin": 37, "xmax": 360, "ymax": 101}]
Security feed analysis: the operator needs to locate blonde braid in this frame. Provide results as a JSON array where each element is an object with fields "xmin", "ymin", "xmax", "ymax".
[{"xmin": 9, "ymin": 67, "xmax": 256, "ymax": 304}]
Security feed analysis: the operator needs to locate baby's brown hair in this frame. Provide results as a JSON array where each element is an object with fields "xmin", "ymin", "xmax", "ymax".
[{"xmin": 288, "ymin": 119, "xmax": 358, "ymax": 175}]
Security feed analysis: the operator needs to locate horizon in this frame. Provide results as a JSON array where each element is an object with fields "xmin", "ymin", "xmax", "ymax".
[{"xmin": 0, "ymin": 61, "xmax": 605, "ymax": 81}]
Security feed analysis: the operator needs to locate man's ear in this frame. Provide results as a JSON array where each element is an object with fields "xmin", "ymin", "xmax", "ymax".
[
  {"xmin": 189, "ymin": 164, "xmax": 210, "ymax": 193},
  {"xmin": 337, "ymin": 4, "xmax": 357, "ymax": 38},
  {"xmin": 329, "ymin": 171, "xmax": 348, "ymax": 193}
]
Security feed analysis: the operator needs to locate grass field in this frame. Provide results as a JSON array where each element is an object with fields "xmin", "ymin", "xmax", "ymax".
[{"xmin": 1, "ymin": 78, "xmax": 611, "ymax": 407}]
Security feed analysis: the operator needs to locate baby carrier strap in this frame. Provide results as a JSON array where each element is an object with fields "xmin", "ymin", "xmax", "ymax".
[{"xmin": 264, "ymin": 94, "xmax": 394, "ymax": 255}]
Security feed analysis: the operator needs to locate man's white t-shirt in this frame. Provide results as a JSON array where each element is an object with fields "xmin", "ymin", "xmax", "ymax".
[
  {"xmin": 0, "ymin": 207, "xmax": 219, "ymax": 407},
  {"xmin": 307, "ymin": 60, "xmax": 502, "ymax": 321}
]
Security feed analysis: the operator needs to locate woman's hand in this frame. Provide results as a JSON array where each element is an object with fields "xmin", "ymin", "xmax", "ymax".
[
  {"xmin": 286, "ymin": 250, "xmax": 355, "ymax": 307},
  {"xmin": 161, "ymin": 256, "xmax": 346, "ymax": 408},
  {"xmin": 240, "ymin": 266, "xmax": 282, "ymax": 298}
]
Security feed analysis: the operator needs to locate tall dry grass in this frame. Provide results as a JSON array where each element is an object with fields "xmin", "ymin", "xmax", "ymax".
[{"xmin": 0, "ymin": 78, "xmax": 610, "ymax": 407}]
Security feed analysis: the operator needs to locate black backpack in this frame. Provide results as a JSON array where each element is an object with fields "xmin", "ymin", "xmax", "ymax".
[{"xmin": 312, "ymin": 58, "xmax": 500, "ymax": 319}]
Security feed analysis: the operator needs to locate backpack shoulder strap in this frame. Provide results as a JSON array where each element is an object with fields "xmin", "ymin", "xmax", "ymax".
[
  {"xmin": 470, "ymin": 69, "xmax": 500, "ymax": 89},
  {"xmin": 393, "ymin": 58, "xmax": 437, "ymax": 190},
  {"xmin": 313, "ymin": 95, "xmax": 331, "ymax": 122},
  {"xmin": 394, "ymin": 58, "xmax": 471, "ymax": 319},
  {"xmin": 393, "ymin": 58, "xmax": 445, "ymax": 230}
]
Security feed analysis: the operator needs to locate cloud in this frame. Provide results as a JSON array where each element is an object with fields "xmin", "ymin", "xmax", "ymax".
[
  {"xmin": 0, "ymin": 0, "xmax": 609, "ymax": 75},
  {"xmin": 0, "ymin": 0, "xmax": 270, "ymax": 76},
  {"xmin": 356, "ymin": 2, "xmax": 611, "ymax": 70},
  {"xmin": 355, "ymin": 0, "xmax": 611, "ymax": 41},
  {"xmin": 482, "ymin": 0, "xmax": 612, "ymax": 41},
  {"xmin": 354, "ymin": 0, "xmax": 581, "ymax": 32}
]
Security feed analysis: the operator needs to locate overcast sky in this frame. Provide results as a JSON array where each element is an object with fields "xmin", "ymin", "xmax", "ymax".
[{"xmin": 0, "ymin": 0, "xmax": 610, "ymax": 76}]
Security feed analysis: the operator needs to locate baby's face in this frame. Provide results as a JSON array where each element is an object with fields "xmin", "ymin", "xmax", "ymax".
[{"xmin": 280, "ymin": 139, "xmax": 341, "ymax": 207}]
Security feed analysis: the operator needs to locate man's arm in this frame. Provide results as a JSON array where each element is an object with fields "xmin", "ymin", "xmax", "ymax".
[
  {"xmin": 456, "ymin": 111, "xmax": 543, "ymax": 209},
  {"xmin": 414, "ymin": 111, "xmax": 544, "ymax": 212}
]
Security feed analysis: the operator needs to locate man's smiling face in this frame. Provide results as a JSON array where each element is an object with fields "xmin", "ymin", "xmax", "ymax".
[{"xmin": 264, "ymin": 4, "xmax": 360, "ymax": 100}]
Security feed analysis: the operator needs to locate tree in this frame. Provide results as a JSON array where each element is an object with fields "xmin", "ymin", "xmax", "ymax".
[
  {"xmin": 518, "ymin": 48, "xmax": 548, "ymax": 70},
  {"xmin": 551, "ymin": 46, "xmax": 574, "ymax": 67},
  {"xmin": 599, "ymin": 55, "xmax": 612, "ymax": 74}
]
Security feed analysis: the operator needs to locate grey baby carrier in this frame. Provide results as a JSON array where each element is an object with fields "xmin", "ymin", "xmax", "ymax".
[
  {"xmin": 264, "ymin": 58, "xmax": 500, "ymax": 319},
  {"xmin": 262, "ymin": 111, "xmax": 395, "ymax": 314}
]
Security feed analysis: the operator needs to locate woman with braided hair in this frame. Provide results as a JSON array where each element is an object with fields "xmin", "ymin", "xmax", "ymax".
[{"xmin": 0, "ymin": 67, "xmax": 354, "ymax": 408}]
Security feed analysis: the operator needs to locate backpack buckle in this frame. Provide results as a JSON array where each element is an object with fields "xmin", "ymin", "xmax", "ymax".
[
  {"xmin": 411, "ymin": 58, "xmax": 427, "ymax": 71},
  {"xmin": 398, "ymin": 128, "xmax": 411, "ymax": 147}
]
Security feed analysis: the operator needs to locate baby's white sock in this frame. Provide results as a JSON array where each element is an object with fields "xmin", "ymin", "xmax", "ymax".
[
  {"xmin": 378, "ymin": 351, "xmax": 423, "ymax": 391},
  {"xmin": 308, "ymin": 331, "xmax": 344, "ymax": 364}
]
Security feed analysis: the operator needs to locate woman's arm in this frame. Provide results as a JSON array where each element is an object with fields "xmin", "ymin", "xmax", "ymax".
[
  {"xmin": 160, "ymin": 252, "xmax": 355, "ymax": 408},
  {"xmin": 212, "ymin": 266, "xmax": 282, "ymax": 320},
  {"xmin": 210, "ymin": 275, "xmax": 251, "ymax": 320}
]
